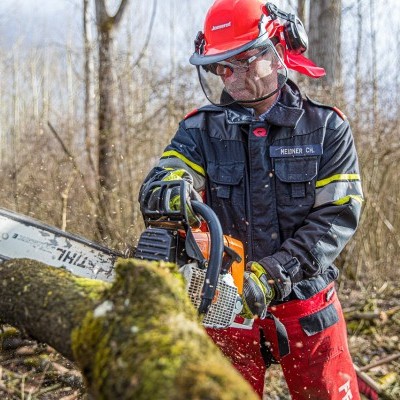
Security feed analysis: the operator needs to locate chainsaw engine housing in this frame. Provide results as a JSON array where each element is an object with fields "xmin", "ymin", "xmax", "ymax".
[{"xmin": 180, "ymin": 263, "xmax": 243, "ymax": 329}]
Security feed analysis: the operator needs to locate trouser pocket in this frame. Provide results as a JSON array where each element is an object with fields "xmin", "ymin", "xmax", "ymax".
[{"xmin": 299, "ymin": 302, "xmax": 342, "ymax": 365}]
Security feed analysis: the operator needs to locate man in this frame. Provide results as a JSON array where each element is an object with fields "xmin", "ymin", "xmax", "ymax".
[{"xmin": 140, "ymin": 0, "xmax": 363, "ymax": 399}]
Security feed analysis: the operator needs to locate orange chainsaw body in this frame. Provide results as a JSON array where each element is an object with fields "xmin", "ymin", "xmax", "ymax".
[{"xmin": 192, "ymin": 231, "xmax": 245, "ymax": 294}]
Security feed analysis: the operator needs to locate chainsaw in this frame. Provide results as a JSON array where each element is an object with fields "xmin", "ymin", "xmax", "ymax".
[
  {"xmin": 0, "ymin": 181, "xmax": 252, "ymax": 330},
  {"xmin": 137, "ymin": 180, "xmax": 252, "ymax": 329}
]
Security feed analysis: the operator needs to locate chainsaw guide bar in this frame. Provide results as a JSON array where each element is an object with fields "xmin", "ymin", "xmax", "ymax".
[{"xmin": 0, "ymin": 208, "xmax": 123, "ymax": 281}]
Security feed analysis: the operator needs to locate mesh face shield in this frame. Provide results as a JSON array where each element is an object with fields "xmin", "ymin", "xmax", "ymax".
[{"xmin": 196, "ymin": 41, "xmax": 287, "ymax": 107}]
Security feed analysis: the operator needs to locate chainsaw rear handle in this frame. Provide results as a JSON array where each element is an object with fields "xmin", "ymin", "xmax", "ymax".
[
  {"xmin": 140, "ymin": 180, "xmax": 190, "ymax": 228},
  {"xmin": 191, "ymin": 200, "xmax": 224, "ymax": 315}
]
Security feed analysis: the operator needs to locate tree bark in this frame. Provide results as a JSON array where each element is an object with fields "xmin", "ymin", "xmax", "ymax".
[
  {"xmin": 295, "ymin": 0, "xmax": 308, "ymax": 89},
  {"xmin": 0, "ymin": 258, "xmax": 257, "ymax": 400},
  {"xmin": 94, "ymin": 0, "xmax": 130, "ymax": 241},
  {"xmin": 308, "ymin": 0, "xmax": 343, "ymax": 102},
  {"xmin": 297, "ymin": 0, "xmax": 308, "ymax": 28},
  {"xmin": 0, "ymin": 259, "xmax": 108, "ymax": 359},
  {"xmin": 354, "ymin": 0, "xmax": 363, "ymax": 123},
  {"xmin": 368, "ymin": 0, "xmax": 378, "ymax": 127},
  {"xmin": 83, "ymin": 0, "xmax": 97, "ymax": 178}
]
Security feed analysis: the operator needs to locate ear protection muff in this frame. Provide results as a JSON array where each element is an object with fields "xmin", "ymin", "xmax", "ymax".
[{"xmin": 265, "ymin": 2, "xmax": 308, "ymax": 55}]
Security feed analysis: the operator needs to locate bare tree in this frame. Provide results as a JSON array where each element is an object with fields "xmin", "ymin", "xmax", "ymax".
[
  {"xmin": 297, "ymin": 0, "xmax": 307, "ymax": 27},
  {"xmin": 308, "ymin": 0, "xmax": 343, "ymax": 100},
  {"xmin": 369, "ymin": 0, "xmax": 378, "ymax": 126},
  {"xmin": 83, "ymin": 0, "xmax": 97, "ymax": 176},
  {"xmin": 354, "ymin": 0, "xmax": 363, "ymax": 123},
  {"xmin": 94, "ymin": 0, "xmax": 130, "ymax": 240}
]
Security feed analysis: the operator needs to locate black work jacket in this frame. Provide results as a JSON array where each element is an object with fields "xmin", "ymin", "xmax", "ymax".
[{"xmin": 145, "ymin": 80, "xmax": 363, "ymax": 303}]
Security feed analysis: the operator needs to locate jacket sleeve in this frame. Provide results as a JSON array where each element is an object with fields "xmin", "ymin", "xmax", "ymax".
[
  {"xmin": 139, "ymin": 118, "xmax": 206, "ymax": 198},
  {"xmin": 259, "ymin": 115, "xmax": 363, "ymax": 300}
]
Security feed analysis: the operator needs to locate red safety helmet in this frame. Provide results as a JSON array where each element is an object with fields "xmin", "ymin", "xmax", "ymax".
[{"xmin": 190, "ymin": 0, "xmax": 325, "ymax": 78}]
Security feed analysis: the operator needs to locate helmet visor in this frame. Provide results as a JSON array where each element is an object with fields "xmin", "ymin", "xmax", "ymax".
[{"xmin": 197, "ymin": 41, "xmax": 287, "ymax": 106}]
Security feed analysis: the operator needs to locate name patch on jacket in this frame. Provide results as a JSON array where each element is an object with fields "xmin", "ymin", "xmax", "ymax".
[{"xmin": 270, "ymin": 144, "xmax": 323, "ymax": 158}]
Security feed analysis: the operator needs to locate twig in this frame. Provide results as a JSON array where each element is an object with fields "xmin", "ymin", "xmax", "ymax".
[
  {"xmin": 345, "ymin": 311, "xmax": 382, "ymax": 321},
  {"xmin": 387, "ymin": 305, "xmax": 400, "ymax": 316},
  {"xmin": 61, "ymin": 171, "xmax": 77, "ymax": 231},
  {"xmin": 359, "ymin": 353, "xmax": 400, "ymax": 372},
  {"xmin": 131, "ymin": 0, "xmax": 158, "ymax": 68},
  {"xmin": 36, "ymin": 383, "xmax": 63, "ymax": 395},
  {"xmin": 354, "ymin": 365, "xmax": 395, "ymax": 400},
  {"xmin": 58, "ymin": 392, "xmax": 80, "ymax": 400},
  {"xmin": 26, "ymin": 361, "xmax": 51, "ymax": 398},
  {"xmin": 47, "ymin": 121, "xmax": 97, "ymax": 207},
  {"xmin": 345, "ymin": 306, "xmax": 400, "ymax": 321}
]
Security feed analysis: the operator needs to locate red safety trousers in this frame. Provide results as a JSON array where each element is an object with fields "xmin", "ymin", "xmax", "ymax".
[{"xmin": 207, "ymin": 283, "xmax": 361, "ymax": 400}]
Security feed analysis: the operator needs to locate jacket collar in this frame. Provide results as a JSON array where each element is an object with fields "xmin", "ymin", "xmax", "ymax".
[{"xmin": 225, "ymin": 79, "xmax": 304, "ymax": 128}]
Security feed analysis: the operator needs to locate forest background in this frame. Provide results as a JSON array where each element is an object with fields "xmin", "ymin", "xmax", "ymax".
[{"xmin": 0, "ymin": 0, "xmax": 399, "ymax": 398}]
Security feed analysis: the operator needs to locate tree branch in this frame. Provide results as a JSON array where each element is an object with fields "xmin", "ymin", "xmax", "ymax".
[
  {"xmin": 132, "ymin": 0, "xmax": 157, "ymax": 68},
  {"xmin": 47, "ymin": 121, "xmax": 97, "ymax": 207},
  {"xmin": 358, "ymin": 353, "xmax": 400, "ymax": 372},
  {"xmin": 95, "ymin": 0, "xmax": 108, "ymax": 28},
  {"xmin": 95, "ymin": 0, "xmax": 130, "ymax": 31},
  {"xmin": 0, "ymin": 258, "xmax": 258, "ymax": 399},
  {"xmin": 112, "ymin": 0, "xmax": 130, "ymax": 28}
]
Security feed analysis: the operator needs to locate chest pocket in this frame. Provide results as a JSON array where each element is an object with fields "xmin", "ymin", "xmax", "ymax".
[
  {"xmin": 207, "ymin": 162, "xmax": 244, "ymax": 206},
  {"xmin": 274, "ymin": 157, "xmax": 318, "ymax": 206}
]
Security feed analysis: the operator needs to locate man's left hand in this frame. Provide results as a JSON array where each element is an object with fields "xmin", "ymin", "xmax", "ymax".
[{"xmin": 241, "ymin": 262, "xmax": 275, "ymax": 319}]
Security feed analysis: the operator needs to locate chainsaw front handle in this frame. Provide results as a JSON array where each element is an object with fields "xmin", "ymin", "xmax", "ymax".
[{"xmin": 191, "ymin": 200, "xmax": 224, "ymax": 315}]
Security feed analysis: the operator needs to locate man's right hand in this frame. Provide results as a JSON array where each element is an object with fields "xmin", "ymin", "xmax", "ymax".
[{"xmin": 141, "ymin": 168, "xmax": 202, "ymax": 227}]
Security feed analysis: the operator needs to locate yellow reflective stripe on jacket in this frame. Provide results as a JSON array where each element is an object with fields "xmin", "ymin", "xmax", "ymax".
[
  {"xmin": 333, "ymin": 195, "xmax": 364, "ymax": 206},
  {"xmin": 316, "ymin": 174, "xmax": 360, "ymax": 188},
  {"xmin": 314, "ymin": 180, "xmax": 363, "ymax": 207},
  {"xmin": 161, "ymin": 150, "xmax": 206, "ymax": 176}
]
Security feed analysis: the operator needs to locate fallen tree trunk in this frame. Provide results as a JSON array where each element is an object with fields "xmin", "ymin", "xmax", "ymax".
[{"xmin": 0, "ymin": 258, "xmax": 257, "ymax": 400}]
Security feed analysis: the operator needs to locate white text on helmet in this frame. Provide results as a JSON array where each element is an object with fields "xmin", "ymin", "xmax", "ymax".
[{"xmin": 211, "ymin": 21, "xmax": 232, "ymax": 31}]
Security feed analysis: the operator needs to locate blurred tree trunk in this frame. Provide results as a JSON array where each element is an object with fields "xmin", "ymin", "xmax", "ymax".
[
  {"xmin": 369, "ymin": 0, "xmax": 378, "ymax": 127},
  {"xmin": 0, "ymin": 258, "xmax": 257, "ymax": 400},
  {"xmin": 308, "ymin": 0, "xmax": 343, "ymax": 102},
  {"xmin": 12, "ymin": 51, "xmax": 20, "ymax": 210},
  {"xmin": 297, "ymin": 0, "xmax": 307, "ymax": 26},
  {"xmin": 83, "ymin": 0, "xmax": 97, "ymax": 177},
  {"xmin": 354, "ymin": 0, "xmax": 363, "ymax": 123},
  {"xmin": 94, "ymin": 0, "xmax": 130, "ymax": 241},
  {"xmin": 295, "ymin": 0, "xmax": 308, "ymax": 89}
]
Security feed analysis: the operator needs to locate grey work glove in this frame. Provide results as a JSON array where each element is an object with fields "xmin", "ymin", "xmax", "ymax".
[
  {"xmin": 241, "ymin": 261, "xmax": 276, "ymax": 319},
  {"xmin": 144, "ymin": 168, "xmax": 202, "ymax": 227}
]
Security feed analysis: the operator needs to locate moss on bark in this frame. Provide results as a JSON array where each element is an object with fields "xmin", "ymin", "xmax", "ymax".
[
  {"xmin": 0, "ymin": 258, "xmax": 258, "ymax": 399},
  {"xmin": 0, "ymin": 258, "xmax": 108, "ymax": 358}
]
